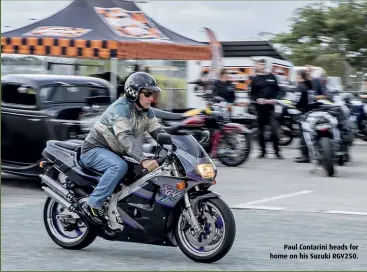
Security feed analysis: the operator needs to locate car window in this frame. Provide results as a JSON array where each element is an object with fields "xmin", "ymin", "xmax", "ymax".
[
  {"xmin": 42, "ymin": 85, "xmax": 109, "ymax": 103},
  {"xmin": 1, "ymin": 83, "xmax": 37, "ymax": 107}
]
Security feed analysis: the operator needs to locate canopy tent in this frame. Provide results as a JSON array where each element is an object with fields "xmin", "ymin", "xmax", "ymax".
[{"xmin": 1, "ymin": 0, "xmax": 211, "ymax": 60}]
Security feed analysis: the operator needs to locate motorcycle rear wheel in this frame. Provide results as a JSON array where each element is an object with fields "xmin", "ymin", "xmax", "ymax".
[
  {"xmin": 319, "ymin": 137, "xmax": 335, "ymax": 177},
  {"xmin": 43, "ymin": 197, "xmax": 97, "ymax": 250},
  {"xmin": 174, "ymin": 197, "xmax": 236, "ymax": 263}
]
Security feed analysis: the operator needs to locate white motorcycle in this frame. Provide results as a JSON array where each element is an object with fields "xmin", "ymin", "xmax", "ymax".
[{"xmin": 301, "ymin": 101, "xmax": 350, "ymax": 177}]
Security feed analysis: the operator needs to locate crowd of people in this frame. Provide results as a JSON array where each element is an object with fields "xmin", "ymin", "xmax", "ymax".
[
  {"xmin": 77, "ymin": 64, "xmax": 338, "ymax": 222},
  {"xmin": 200, "ymin": 60, "xmax": 331, "ymax": 163}
]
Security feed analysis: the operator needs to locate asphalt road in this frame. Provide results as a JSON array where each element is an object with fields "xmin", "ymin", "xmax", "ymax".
[{"xmin": 2, "ymin": 141, "xmax": 367, "ymax": 271}]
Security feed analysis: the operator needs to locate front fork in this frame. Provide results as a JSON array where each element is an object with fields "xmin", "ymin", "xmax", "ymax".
[{"xmin": 183, "ymin": 189, "xmax": 203, "ymax": 235}]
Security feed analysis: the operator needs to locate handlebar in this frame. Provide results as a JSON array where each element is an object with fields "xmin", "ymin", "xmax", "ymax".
[
  {"xmin": 156, "ymin": 156, "xmax": 166, "ymax": 165},
  {"xmin": 138, "ymin": 155, "xmax": 166, "ymax": 177}
]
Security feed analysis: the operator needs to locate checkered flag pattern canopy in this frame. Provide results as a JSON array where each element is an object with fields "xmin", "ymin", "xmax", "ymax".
[{"xmin": 1, "ymin": 0, "xmax": 211, "ymax": 60}]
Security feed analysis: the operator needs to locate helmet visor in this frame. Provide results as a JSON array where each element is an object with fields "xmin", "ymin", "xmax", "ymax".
[{"xmin": 141, "ymin": 86, "xmax": 161, "ymax": 93}]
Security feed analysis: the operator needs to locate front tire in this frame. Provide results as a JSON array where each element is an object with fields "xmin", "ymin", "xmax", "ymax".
[
  {"xmin": 174, "ymin": 197, "xmax": 236, "ymax": 263},
  {"xmin": 217, "ymin": 132, "xmax": 252, "ymax": 167},
  {"xmin": 43, "ymin": 197, "xmax": 97, "ymax": 250}
]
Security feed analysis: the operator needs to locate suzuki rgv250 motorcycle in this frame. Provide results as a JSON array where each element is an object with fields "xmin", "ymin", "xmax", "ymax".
[{"xmin": 39, "ymin": 131, "xmax": 236, "ymax": 263}]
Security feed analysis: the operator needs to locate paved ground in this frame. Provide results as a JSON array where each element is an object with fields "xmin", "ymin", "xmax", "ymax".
[{"xmin": 2, "ymin": 140, "xmax": 367, "ymax": 271}]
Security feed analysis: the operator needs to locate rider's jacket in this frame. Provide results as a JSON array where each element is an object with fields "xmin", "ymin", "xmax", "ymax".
[{"xmin": 81, "ymin": 96, "xmax": 165, "ymax": 162}]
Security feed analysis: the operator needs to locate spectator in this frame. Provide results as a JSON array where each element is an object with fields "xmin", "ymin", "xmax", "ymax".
[
  {"xmin": 305, "ymin": 65, "xmax": 325, "ymax": 95},
  {"xmin": 211, "ymin": 68, "xmax": 236, "ymax": 103},
  {"xmin": 249, "ymin": 59, "xmax": 283, "ymax": 159}
]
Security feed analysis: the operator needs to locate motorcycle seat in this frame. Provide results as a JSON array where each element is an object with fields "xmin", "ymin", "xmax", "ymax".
[
  {"xmin": 152, "ymin": 108, "xmax": 186, "ymax": 121},
  {"xmin": 55, "ymin": 140, "xmax": 82, "ymax": 151}
]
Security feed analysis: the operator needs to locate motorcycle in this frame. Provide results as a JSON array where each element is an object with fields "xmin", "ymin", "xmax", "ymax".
[
  {"xmin": 300, "ymin": 101, "xmax": 350, "ymax": 177},
  {"xmin": 239, "ymin": 99, "xmax": 301, "ymax": 146},
  {"xmin": 340, "ymin": 93, "xmax": 367, "ymax": 141},
  {"xmin": 39, "ymin": 130, "xmax": 236, "ymax": 263},
  {"xmin": 152, "ymin": 97, "xmax": 252, "ymax": 167}
]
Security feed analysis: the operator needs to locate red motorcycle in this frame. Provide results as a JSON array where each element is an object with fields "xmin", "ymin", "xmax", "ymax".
[{"xmin": 151, "ymin": 97, "xmax": 252, "ymax": 167}]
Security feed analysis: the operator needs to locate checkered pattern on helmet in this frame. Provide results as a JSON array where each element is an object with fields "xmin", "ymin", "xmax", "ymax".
[{"xmin": 126, "ymin": 86, "xmax": 137, "ymax": 98}]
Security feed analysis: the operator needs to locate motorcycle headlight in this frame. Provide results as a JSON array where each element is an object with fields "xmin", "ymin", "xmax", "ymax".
[{"xmin": 197, "ymin": 164, "xmax": 215, "ymax": 179}]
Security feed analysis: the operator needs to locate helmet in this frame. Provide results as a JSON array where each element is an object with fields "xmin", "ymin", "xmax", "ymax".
[{"xmin": 124, "ymin": 72, "xmax": 161, "ymax": 102}]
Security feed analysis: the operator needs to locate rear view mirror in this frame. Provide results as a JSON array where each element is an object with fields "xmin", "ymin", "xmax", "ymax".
[{"xmin": 156, "ymin": 133, "xmax": 172, "ymax": 146}]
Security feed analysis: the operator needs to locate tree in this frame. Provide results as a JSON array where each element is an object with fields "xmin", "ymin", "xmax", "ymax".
[{"xmin": 271, "ymin": 0, "xmax": 367, "ymax": 78}]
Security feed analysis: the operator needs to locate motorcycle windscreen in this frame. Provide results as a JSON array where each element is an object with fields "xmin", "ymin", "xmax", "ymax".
[{"xmin": 171, "ymin": 134, "xmax": 216, "ymax": 182}]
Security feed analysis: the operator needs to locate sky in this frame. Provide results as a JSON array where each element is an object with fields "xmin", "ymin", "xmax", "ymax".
[{"xmin": 1, "ymin": 0, "xmax": 319, "ymax": 42}]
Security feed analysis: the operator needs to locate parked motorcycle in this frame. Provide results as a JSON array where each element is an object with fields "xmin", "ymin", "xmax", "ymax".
[
  {"xmin": 39, "ymin": 131, "xmax": 236, "ymax": 263},
  {"xmin": 339, "ymin": 93, "xmax": 367, "ymax": 141},
  {"xmin": 300, "ymin": 101, "xmax": 350, "ymax": 177},
  {"xmin": 236, "ymin": 99, "xmax": 301, "ymax": 146},
  {"xmin": 152, "ymin": 97, "xmax": 252, "ymax": 167}
]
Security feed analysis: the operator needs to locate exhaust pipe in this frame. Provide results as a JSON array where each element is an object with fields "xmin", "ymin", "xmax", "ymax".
[
  {"xmin": 40, "ymin": 174, "xmax": 73, "ymax": 201},
  {"xmin": 42, "ymin": 186, "xmax": 72, "ymax": 210}
]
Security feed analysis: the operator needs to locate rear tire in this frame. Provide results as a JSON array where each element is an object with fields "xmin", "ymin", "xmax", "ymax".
[
  {"xmin": 43, "ymin": 197, "xmax": 97, "ymax": 250},
  {"xmin": 320, "ymin": 137, "xmax": 335, "ymax": 177},
  {"xmin": 174, "ymin": 198, "xmax": 236, "ymax": 263}
]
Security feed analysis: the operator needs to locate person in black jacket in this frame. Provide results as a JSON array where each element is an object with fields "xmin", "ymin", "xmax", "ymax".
[
  {"xmin": 211, "ymin": 68, "xmax": 236, "ymax": 103},
  {"xmin": 249, "ymin": 59, "xmax": 282, "ymax": 159},
  {"xmin": 294, "ymin": 69, "xmax": 313, "ymax": 163}
]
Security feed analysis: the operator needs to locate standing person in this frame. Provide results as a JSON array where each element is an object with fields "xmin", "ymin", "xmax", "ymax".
[
  {"xmin": 305, "ymin": 65, "xmax": 325, "ymax": 96},
  {"xmin": 249, "ymin": 59, "xmax": 283, "ymax": 159},
  {"xmin": 211, "ymin": 68, "xmax": 236, "ymax": 103},
  {"xmin": 293, "ymin": 69, "xmax": 313, "ymax": 163}
]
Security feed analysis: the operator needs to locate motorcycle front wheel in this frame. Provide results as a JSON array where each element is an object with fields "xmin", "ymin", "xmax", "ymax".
[
  {"xmin": 174, "ymin": 197, "xmax": 236, "ymax": 263},
  {"xmin": 217, "ymin": 132, "xmax": 252, "ymax": 167}
]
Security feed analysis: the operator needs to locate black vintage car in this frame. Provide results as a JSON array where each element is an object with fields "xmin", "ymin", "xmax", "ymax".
[{"xmin": 1, "ymin": 74, "xmax": 113, "ymax": 178}]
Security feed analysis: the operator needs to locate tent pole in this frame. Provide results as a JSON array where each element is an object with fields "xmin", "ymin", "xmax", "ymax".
[
  {"xmin": 44, "ymin": 57, "xmax": 49, "ymax": 74},
  {"xmin": 110, "ymin": 57, "xmax": 118, "ymax": 100}
]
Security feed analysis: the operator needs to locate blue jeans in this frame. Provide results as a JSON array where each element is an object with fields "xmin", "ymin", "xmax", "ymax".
[{"xmin": 80, "ymin": 147, "xmax": 128, "ymax": 209}]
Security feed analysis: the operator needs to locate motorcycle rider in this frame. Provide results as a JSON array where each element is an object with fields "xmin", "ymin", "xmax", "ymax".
[
  {"xmin": 249, "ymin": 59, "xmax": 283, "ymax": 159},
  {"xmin": 79, "ymin": 72, "xmax": 167, "ymax": 224},
  {"xmin": 294, "ymin": 69, "xmax": 314, "ymax": 163}
]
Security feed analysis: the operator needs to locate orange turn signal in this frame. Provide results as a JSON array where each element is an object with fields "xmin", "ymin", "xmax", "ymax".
[
  {"xmin": 176, "ymin": 181, "xmax": 186, "ymax": 190},
  {"xmin": 39, "ymin": 161, "xmax": 47, "ymax": 168}
]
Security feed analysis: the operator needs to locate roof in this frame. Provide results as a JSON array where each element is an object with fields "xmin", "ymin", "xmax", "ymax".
[
  {"xmin": 1, "ymin": 73, "xmax": 111, "ymax": 89},
  {"xmin": 205, "ymin": 40, "xmax": 289, "ymax": 61},
  {"xmin": 1, "ymin": 0, "xmax": 211, "ymax": 60}
]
